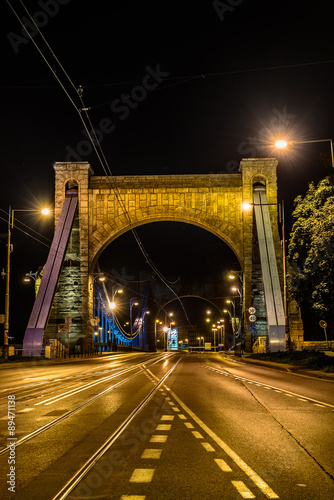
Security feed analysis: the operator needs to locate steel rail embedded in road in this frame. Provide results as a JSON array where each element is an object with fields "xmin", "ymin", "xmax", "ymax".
[
  {"xmin": 0, "ymin": 353, "xmax": 175, "ymax": 456},
  {"xmin": 51, "ymin": 356, "xmax": 183, "ymax": 500}
]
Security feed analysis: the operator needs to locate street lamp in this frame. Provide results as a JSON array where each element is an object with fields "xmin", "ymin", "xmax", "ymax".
[
  {"xmin": 109, "ymin": 286, "xmax": 123, "ymax": 351},
  {"xmin": 2, "ymin": 206, "xmax": 50, "ymax": 359},
  {"xmin": 274, "ymin": 138, "xmax": 334, "ymax": 169},
  {"xmin": 212, "ymin": 325, "xmax": 217, "ymax": 351},
  {"xmin": 130, "ymin": 297, "xmax": 139, "ymax": 351},
  {"xmin": 163, "ymin": 326, "xmax": 168, "ymax": 351}
]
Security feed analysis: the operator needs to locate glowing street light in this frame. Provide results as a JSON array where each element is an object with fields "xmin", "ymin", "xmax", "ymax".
[{"xmin": 274, "ymin": 137, "xmax": 334, "ymax": 168}]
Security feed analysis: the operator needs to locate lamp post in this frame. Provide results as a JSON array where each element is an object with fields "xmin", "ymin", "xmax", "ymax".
[
  {"xmin": 212, "ymin": 325, "xmax": 217, "ymax": 351},
  {"xmin": 109, "ymin": 286, "xmax": 123, "ymax": 351},
  {"xmin": 154, "ymin": 319, "xmax": 162, "ymax": 351},
  {"xmin": 163, "ymin": 326, "xmax": 168, "ymax": 351},
  {"xmin": 2, "ymin": 206, "xmax": 50, "ymax": 359},
  {"xmin": 130, "ymin": 297, "xmax": 139, "ymax": 351},
  {"xmin": 275, "ymin": 138, "xmax": 334, "ymax": 169}
]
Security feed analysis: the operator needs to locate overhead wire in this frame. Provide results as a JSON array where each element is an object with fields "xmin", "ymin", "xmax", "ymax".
[
  {"xmin": 0, "ymin": 214, "xmax": 50, "ymax": 248},
  {"xmin": 5, "ymin": 0, "xmax": 195, "ymax": 326}
]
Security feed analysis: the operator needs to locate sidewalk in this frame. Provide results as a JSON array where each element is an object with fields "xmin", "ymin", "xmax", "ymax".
[
  {"xmin": 0, "ymin": 352, "xmax": 126, "ymax": 369},
  {"xmin": 230, "ymin": 353, "xmax": 334, "ymax": 381}
]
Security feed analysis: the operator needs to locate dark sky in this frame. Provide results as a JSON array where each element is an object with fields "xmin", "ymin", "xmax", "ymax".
[{"xmin": 1, "ymin": 1, "xmax": 333, "ymax": 340}]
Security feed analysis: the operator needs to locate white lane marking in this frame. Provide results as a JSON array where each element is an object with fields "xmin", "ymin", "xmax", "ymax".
[
  {"xmin": 129, "ymin": 469, "xmax": 155, "ymax": 483},
  {"xmin": 17, "ymin": 408, "xmax": 34, "ymax": 413},
  {"xmin": 141, "ymin": 449, "xmax": 162, "ymax": 459},
  {"xmin": 156, "ymin": 424, "xmax": 171, "ymax": 431},
  {"xmin": 171, "ymin": 407, "xmax": 180, "ymax": 412},
  {"xmin": 150, "ymin": 435, "xmax": 168, "ymax": 443},
  {"xmin": 169, "ymin": 389, "xmax": 279, "ymax": 499},
  {"xmin": 202, "ymin": 442, "xmax": 215, "ymax": 452},
  {"xmin": 214, "ymin": 458, "xmax": 232, "ymax": 472},
  {"xmin": 232, "ymin": 480, "xmax": 256, "ymax": 499},
  {"xmin": 184, "ymin": 422, "xmax": 194, "ymax": 429},
  {"xmin": 178, "ymin": 414, "xmax": 187, "ymax": 420},
  {"xmin": 203, "ymin": 365, "xmax": 334, "ymax": 409}
]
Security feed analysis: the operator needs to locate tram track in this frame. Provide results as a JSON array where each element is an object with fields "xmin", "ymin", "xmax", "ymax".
[
  {"xmin": 0, "ymin": 353, "xmax": 175, "ymax": 456},
  {"xmin": 51, "ymin": 356, "xmax": 182, "ymax": 500},
  {"xmin": 0, "ymin": 353, "xmax": 166, "ymax": 404}
]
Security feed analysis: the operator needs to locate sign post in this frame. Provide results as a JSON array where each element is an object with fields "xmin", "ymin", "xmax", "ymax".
[{"xmin": 319, "ymin": 320, "xmax": 329, "ymax": 349}]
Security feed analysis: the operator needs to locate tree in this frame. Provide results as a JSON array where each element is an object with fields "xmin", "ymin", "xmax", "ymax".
[{"xmin": 288, "ymin": 176, "xmax": 334, "ymax": 321}]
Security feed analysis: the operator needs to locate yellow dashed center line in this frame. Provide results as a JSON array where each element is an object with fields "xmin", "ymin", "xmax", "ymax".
[
  {"xmin": 121, "ymin": 495, "xmax": 146, "ymax": 500},
  {"xmin": 156, "ymin": 424, "xmax": 171, "ymax": 431},
  {"xmin": 192, "ymin": 430, "xmax": 204, "ymax": 439},
  {"xmin": 141, "ymin": 449, "xmax": 163, "ymax": 459},
  {"xmin": 129, "ymin": 469, "xmax": 155, "ymax": 483},
  {"xmin": 232, "ymin": 480, "xmax": 256, "ymax": 498},
  {"xmin": 214, "ymin": 458, "xmax": 232, "ymax": 472},
  {"xmin": 202, "ymin": 442, "xmax": 215, "ymax": 452},
  {"xmin": 160, "ymin": 415, "xmax": 174, "ymax": 421},
  {"xmin": 150, "ymin": 435, "xmax": 168, "ymax": 443}
]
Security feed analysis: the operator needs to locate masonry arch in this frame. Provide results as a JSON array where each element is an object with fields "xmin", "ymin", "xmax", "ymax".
[
  {"xmin": 44, "ymin": 158, "xmax": 300, "ymax": 354},
  {"xmin": 90, "ymin": 213, "xmax": 242, "ymax": 273}
]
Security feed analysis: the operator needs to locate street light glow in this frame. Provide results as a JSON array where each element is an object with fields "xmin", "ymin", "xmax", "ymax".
[
  {"xmin": 242, "ymin": 202, "xmax": 252, "ymax": 210},
  {"xmin": 275, "ymin": 139, "xmax": 288, "ymax": 149},
  {"xmin": 41, "ymin": 207, "xmax": 50, "ymax": 215}
]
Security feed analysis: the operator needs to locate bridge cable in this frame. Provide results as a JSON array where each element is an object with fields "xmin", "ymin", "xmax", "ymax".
[{"xmin": 6, "ymin": 0, "xmax": 192, "ymax": 325}]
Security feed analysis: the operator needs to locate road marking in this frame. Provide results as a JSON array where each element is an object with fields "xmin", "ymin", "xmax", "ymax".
[
  {"xmin": 150, "ymin": 435, "xmax": 168, "ymax": 443},
  {"xmin": 202, "ymin": 365, "xmax": 334, "ymax": 409},
  {"xmin": 172, "ymin": 407, "xmax": 180, "ymax": 412},
  {"xmin": 17, "ymin": 408, "xmax": 34, "ymax": 413},
  {"xmin": 314, "ymin": 403, "xmax": 326, "ymax": 408},
  {"xmin": 130, "ymin": 469, "xmax": 155, "ymax": 483},
  {"xmin": 160, "ymin": 415, "xmax": 174, "ymax": 421},
  {"xmin": 202, "ymin": 442, "xmax": 215, "ymax": 452},
  {"xmin": 214, "ymin": 458, "xmax": 232, "ymax": 472},
  {"xmin": 121, "ymin": 496, "xmax": 146, "ymax": 499},
  {"xmin": 141, "ymin": 449, "xmax": 162, "ymax": 459},
  {"xmin": 178, "ymin": 414, "xmax": 186, "ymax": 420},
  {"xmin": 192, "ymin": 431, "xmax": 204, "ymax": 439},
  {"xmin": 156, "ymin": 424, "xmax": 171, "ymax": 431},
  {"xmin": 169, "ymin": 389, "xmax": 279, "ymax": 499},
  {"xmin": 232, "ymin": 480, "xmax": 256, "ymax": 498},
  {"xmin": 184, "ymin": 422, "xmax": 194, "ymax": 429}
]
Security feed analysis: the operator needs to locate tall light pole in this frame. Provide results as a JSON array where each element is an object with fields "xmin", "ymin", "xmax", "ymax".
[
  {"xmin": 212, "ymin": 325, "xmax": 217, "ymax": 351},
  {"xmin": 109, "ymin": 285, "xmax": 123, "ymax": 351},
  {"xmin": 3, "ymin": 206, "xmax": 50, "ymax": 359},
  {"xmin": 130, "ymin": 297, "xmax": 138, "ymax": 351}
]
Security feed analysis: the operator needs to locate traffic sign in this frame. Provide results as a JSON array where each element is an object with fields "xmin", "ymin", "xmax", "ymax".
[
  {"xmin": 248, "ymin": 307, "xmax": 256, "ymax": 315},
  {"xmin": 249, "ymin": 314, "xmax": 257, "ymax": 322}
]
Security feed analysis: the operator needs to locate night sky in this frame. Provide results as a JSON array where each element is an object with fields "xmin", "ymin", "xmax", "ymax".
[{"xmin": 1, "ymin": 1, "xmax": 333, "ymax": 341}]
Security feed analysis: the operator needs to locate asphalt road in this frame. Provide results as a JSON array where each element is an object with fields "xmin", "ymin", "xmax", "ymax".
[{"xmin": 0, "ymin": 352, "xmax": 333, "ymax": 499}]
